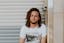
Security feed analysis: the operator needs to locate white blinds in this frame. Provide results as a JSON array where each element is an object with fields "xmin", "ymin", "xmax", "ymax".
[{"xmin": 0, "ymin": 0, "xmax": 45, "ymax": 43}]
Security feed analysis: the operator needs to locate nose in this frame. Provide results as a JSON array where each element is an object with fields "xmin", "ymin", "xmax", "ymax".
[{"xmin": 32, "ymin": 16, "xmax": 35, "ymax": 20}]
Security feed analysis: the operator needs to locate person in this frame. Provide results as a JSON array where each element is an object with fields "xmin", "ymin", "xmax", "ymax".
[{"xmin": 19, "ymin": 8, "xmax": 47, "ymax": 43}]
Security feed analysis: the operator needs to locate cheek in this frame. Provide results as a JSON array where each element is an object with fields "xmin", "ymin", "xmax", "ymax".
[
  {"xmin": 30, "ymin": 17, "xmax": 33, "ymax": 20},
  {"xmin": 35, "ymin": 17, "xmax": 39, "ymax": 21}
]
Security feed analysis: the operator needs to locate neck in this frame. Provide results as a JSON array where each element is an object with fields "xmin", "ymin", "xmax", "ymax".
[{"xmin": 30, "ymin": 23, "xmax": 38, "ymax": 28}]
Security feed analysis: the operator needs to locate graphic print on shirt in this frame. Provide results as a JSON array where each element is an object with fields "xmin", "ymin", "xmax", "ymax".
[{"xmin": 26, "ymin": 34, "xmax": 41, "ymax": 42}]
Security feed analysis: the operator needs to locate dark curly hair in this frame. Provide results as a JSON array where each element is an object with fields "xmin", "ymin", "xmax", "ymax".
[{"xmin": 26, "ymin": 8, "xmax": 42, "ymax": 27}]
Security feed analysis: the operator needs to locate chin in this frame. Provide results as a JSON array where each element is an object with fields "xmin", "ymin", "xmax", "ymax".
[
  {"xmin": 31, "ymin": 22, "xmax": 37, "ymax": 24},
  {"xmin": 30, "ymin": 20, "xmax": 38, "ymax": 24}
]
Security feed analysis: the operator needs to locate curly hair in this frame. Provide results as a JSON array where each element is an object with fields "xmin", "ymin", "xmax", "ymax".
[{"xmin": 26, "ymin": 8, "xmax": 42, "ymax": 27}]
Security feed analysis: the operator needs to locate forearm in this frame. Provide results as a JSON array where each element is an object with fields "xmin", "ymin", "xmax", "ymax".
[
  {"xmin": 41, "ymin": 36, "xmax": 46, "ymax": 43},
  {"xmin": 19, "ymin": 38, "xmax": 25, "ymax": 43}
]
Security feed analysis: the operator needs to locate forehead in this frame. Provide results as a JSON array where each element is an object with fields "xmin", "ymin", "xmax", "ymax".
[{"xmin": 31, "ymin": 11, "xmax": 39, "ymax": 15}]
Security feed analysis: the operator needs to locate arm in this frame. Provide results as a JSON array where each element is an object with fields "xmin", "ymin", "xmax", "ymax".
[
  {"xmin": 41, "ymin": 36, "xmax": 47, "ymax": 43},
  {"xmin": 19, "ymin": 38, "xmax": 25, "ymax": 43},
  {"xmin": 19, "ymin": 26, "xmax": 26, "ymax": 43},
  {"xmin": 41, "ymin": 24, "xmax": 47, "ymax": 43}
]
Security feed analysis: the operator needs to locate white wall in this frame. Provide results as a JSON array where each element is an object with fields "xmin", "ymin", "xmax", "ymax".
[
  {"xmin": 48, "ymin": 0, "xmax": 64, "ymax": 43},
  {"xmin": 0, "ymin": 0, "xmax": 45, "ymax": 43}
]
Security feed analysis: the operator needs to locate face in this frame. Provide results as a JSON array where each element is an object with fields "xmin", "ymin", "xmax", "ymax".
[{"xmin": 30, "ymin": 11, "xmax": 40, "ymax": 24}]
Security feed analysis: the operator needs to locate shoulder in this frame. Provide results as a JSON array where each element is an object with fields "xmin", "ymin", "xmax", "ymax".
[
  {"xmin": 40, "ymin": 24, "xmax": 47, "ymax": 31},
  {"xmin": 20, "ymin": 24, "xmax": 27, "ymax": 30},
  {"xmin": 40, "ymin": 24, "xmax": 47, "ymax": 37},
  {"xmin": 41, "ymin": 24, "xmax": 46, "ymax": 28},
  {"xmin": 21, "ymin": 24, "xmax": 28, "ymax": 28}
]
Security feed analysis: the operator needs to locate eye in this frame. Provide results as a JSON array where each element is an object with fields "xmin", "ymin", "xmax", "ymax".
[
  {"xmin": 31, "ymin": 15, "xmax": 33, "ymax": 17},
  {"xmin": 35, "ymin": 15, "xmax": 38, "ymax": 17},
  {"xmin": 35, "ymin": 15, "xmax": 39, "ymax": 17}
]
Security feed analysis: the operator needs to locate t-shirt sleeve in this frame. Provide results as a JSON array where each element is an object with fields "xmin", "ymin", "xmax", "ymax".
[
  {"xmin": 41, "ymin": 24, "xmax": 47, "ymax": 37},
  {"xmin": 20, "ymin": 26, "xmax": 26, "ymax": 39}
]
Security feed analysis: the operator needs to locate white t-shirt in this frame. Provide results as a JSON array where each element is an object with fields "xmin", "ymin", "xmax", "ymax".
[{"xmin": 20, "ymin": 24, "xmax": 47, "ymax": 43}]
